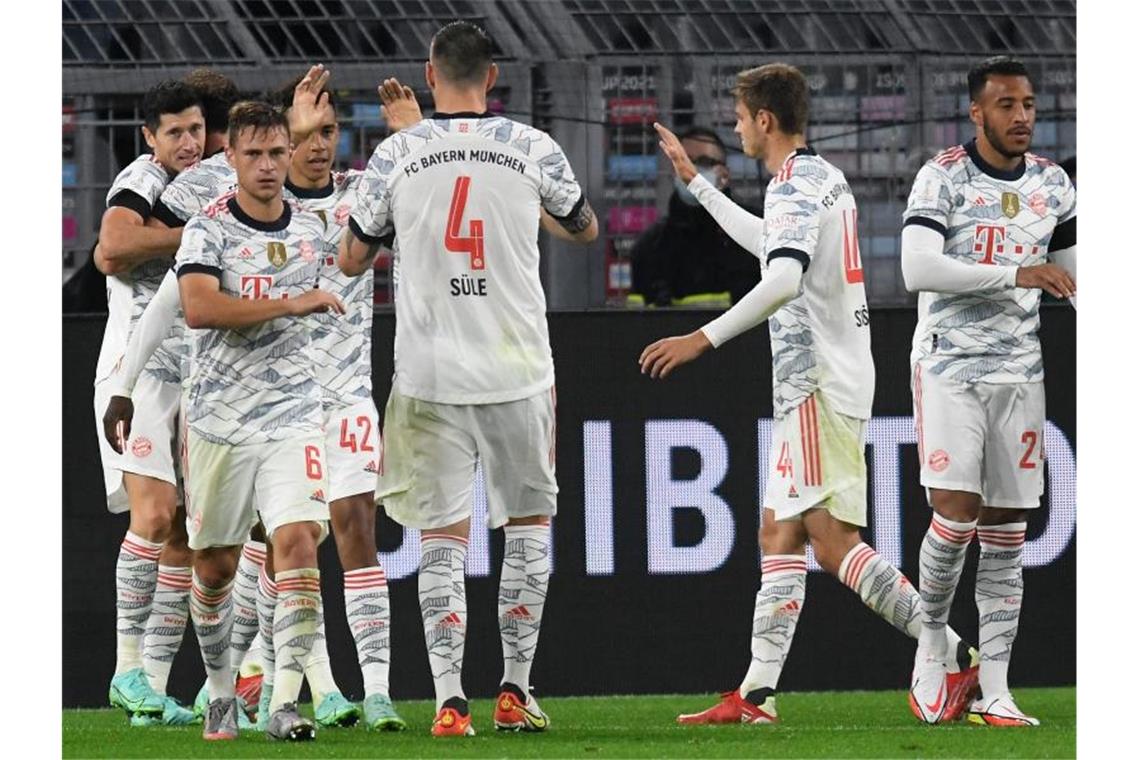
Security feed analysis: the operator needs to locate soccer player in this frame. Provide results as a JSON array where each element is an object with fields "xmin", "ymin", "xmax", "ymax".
[
  {"xmin": 641, "ymin": 63, "xmax": 977, "ymax": 725},
  {"xmin": 901, "ymin": 56, "xmax": 1075, "ymax": 727},
  {"xmin": 120, "ymin": 68, "xmax": 421, "ymax": 730},
  {"xmin": 91, "ymin": 79, "xmax": 204, "ymax": 725},
  {"xmin": 175, "ymin": 101, "xmax": 344, "ymax": 742},
  {"xmin": 338, "ymin": 21, "xmax": 598, "ymax": 736},
  {"xmin": 145, "ymin": 78, "xmax": 284, "ymax": 726},
  {"xmin": 272, "ymin": 68, "xmax": 420, "ymax": 731}
]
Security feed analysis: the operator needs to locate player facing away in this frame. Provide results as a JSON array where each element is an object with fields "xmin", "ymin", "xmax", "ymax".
[
  {"xmin": 91, "ymin": 79, "xmax": 204, "ymax": 726},
  {"xmin": 339, "ymin": 21, "xmax": 598, "ymax": 736},
  {"xmin": 175, "ymin": 101, "xmax": 345, "ymax": 741},
  {"xmin": 641, "ymin": 63, "xmax": 979, "ymax": 725},
  {"xmin": 901, "ymin": 56, "xmax": 1075, "ymax": 727}
]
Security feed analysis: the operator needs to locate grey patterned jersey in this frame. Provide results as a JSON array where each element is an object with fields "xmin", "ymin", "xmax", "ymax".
[
  {"xmin": 142, "ymin": 153, "xmax": 239, "ymax": 385},
  {"xmin": 153, "ymin": 153, "xmax": 236, "ymax": 227},
  {"xmin": 350, "ymin": 113, "xmax": 584, "ymax": 405},
  {"xmin": 285, "ymin": 172, "xmax": 374, "ymax": 410},
  {"xmin": 904, "ymin": 140, "xmax": 1077, "ymax": 384},
  {"xmin": 175, "ymin": 193, "xmax": 326, "ymax": 445},
  {"xmin": 95, "ymin": 153, "xmax": 176, "ymax": 384},
  {"xmin": 762, "ymin": 148, "xmax": 875, "ymax": 420}
]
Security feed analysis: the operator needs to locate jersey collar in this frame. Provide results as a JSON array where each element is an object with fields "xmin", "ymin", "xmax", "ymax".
[
  {"xmin": 965, "ymin": 138, "xmax": 1025, "ymax": 181},
  {"xmin": 777, "ymin": 145, "xmax": 816, "ymax": 165},
  {"xmin": 432, "ymin": 110, "xmax": 493, "ymax": 119},
  {"xmin": 285, "ymin": 176, "xmax": 335, "ymax": 199},
  {"xmin": 227, "ymin": 195, "xmax": 292, "ymax": 232}
]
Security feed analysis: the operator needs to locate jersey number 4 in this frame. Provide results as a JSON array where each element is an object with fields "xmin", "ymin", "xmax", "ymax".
[{"xmin": 446, "ymin": 176, "xmax": 485, "ymax": 270}]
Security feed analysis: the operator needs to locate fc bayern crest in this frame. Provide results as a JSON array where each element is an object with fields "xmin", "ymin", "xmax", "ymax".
[
  {"xmin": 266, "ymin": 242, "xmax": 288, "ymax": 268},
  {"xmin": 1001, "ymin": 192, "xmax": 1020, "ymax": 218}
]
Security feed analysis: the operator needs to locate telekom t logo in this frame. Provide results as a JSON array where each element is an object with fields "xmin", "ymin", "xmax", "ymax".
[
  {"xmin": 973, "ymin": 224, "xmax": 1006, "ymax": 265},
  {"xmin": 240, "ymin": 275, "xmax": 274, "ymax": 300}
]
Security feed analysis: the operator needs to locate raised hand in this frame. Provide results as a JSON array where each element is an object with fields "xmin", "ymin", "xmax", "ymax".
[
  {"xmin": 289, "ymin": 64, "xmax": 333, "ymax": 142},
  {"xmin": 653, "ymin": 121, "xmax": 698, "ymax": 184},
  {"xmin": 639, "ymin": 331, "xmax": 713, "ymax": 379},
  {"xmin": 1015, "ymin": 263, "xmax": 1075, "ymax": 299},
  {"xmin": 379, "ymin": 77, "xmax": 423, "ymax": 132}
]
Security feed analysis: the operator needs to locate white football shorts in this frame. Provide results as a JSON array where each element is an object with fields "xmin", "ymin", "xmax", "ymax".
[
  {"xmin": 763, "ymin": 392, "xmax": 868, "ymax": 526},
  {"xmin": 377, "ymin": 386, "xmax": 558, "ymax": 530},
  {"xmin": 93, "ymin": 372, "xmax": 183, "ymax": 513},
  {"xmin": 912, "ymin": 362, "xmax": 1046, "ymax": 509},
  {"xmin": 184, "ymin": 429, "xmax": 330, "ymax": 550},
  {"xmin": 323, "ymin": 398, "xmax": 381, "ymax": 502}
]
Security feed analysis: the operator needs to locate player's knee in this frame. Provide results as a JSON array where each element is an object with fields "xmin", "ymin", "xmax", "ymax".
[
  {"xmin": 977, "ymin": 507, "xmax": 1028, "ymax": 526},
  {"xmin": 130, "ymin": 503, "xmax": 176, "ymax": 543},
  {"xmin": 807, "ymin": 536, "xmax": 844, "ymax": 576},
  {"xmin": 159, "ymin": 536, "xmax": 193, "ymax": 567},
  {"xmin": 759, "ymin": 524, "xmax": 803, "ymax": 557},
  {"xmin": 930, "ymin": 490, "xmax": 982, "ymax": 523},
  {"xmin": 194, "ymin": 550, "xmax": 237, "ymax": 587},
  {"xmin": 271, "ymin": 521, "xmax": 321, "ymax": 568},
  {"xmin": 331, "ymin": 497, "xmax": 378, "ymax": 568}
]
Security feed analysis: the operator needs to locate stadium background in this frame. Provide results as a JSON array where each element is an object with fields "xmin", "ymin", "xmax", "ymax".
[{"xmin": 61, "ymin": 0, "xmax": 1076, "ymax": 708}]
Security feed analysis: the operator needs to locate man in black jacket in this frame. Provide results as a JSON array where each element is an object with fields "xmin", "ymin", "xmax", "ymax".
[{"xmin": 631, "ymin": 127, "xmax": 761, "ymax": 306}]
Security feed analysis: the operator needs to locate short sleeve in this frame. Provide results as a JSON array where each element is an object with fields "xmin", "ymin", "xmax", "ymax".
[
  {"xmin": 105, "ymin": 157, "xmax": 169, "ymax": 213},
  {"xmin": 1049, "ymin": 171, "xmax": 1076, "ymax": 252},
  {"xmin": 175, "ymin": 216, "xmax": 223, "ymax": 278},
  {"xmin": 1057, "ymin": 170, "xmax": 1076, "ymax": 225},
  {"xmin": 155, "ymin": 176, "xmax": 202, "ymax": 228},
  {"xmin": 903, "ymin": 163, "xmax": 954, "ymax": 235},
  {"xmin": 763, "ymin": 172, "xmax": 822, "ymax": 271},
  {"xmin": 348, "ymin": 139, "xmax": 398, "ymax": 244},
  {"xmin": 535, "ymin": 133, "xmax": 583, "ymax": 218}
]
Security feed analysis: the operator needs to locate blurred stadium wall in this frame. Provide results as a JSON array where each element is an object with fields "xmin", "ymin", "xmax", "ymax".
[{"xmin": 62, "ymin": 0, "xmax": 1075, "ymax": 307}]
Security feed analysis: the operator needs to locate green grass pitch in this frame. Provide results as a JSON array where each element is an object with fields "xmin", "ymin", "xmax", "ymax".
[{"xmin": 62, "ymin": 687, "xmax": 1074, "ymax": 758}]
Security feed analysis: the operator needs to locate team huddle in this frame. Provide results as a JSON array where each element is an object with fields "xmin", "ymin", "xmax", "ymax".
[{"xmin": 89, "ymin": 17, "xmax": 1073, "ymax": 743}]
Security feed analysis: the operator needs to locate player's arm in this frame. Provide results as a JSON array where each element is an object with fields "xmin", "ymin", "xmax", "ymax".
[
  {"xmin": 94, "ymin": 201, "xmax": 183, "ymax": 276},
  {"xmin": 102, "ymin": 269, "xmax": 182, "ymax": 452},
  {"xmin": 339, "ymin": 142, "xmax": 398, "ymax": 276},
  {"xmin": 535, "ymin": 130, "xmax": 598, "ymax": 244},
  {"xmin": 654, "ymin": 121, "xmax": 764, "ymax": 258},
  {"xmin": 179, "ymin": 271, "xmax": 344, "ymax": 330},
  {"xmin": 638, "ymin": 257, "xmax": 802, "ymax": 379},
  {"xmin": 338, "ymin": 222, "xmax": 385, "ymax": 276},
  {"xmin": 901, "ymin": 222, "xmax": 1074, "ymax": 298},
  {"xmin": 177, "ymin": 217, "xmax": 344, "ymax": 329},
  {"xmin": 540, "ymin": 200, "xmax": 598, "ymax": 243},
  {"xmin": 1047, "ymin": 179, "xmax": 1077, "ymax": 307}
]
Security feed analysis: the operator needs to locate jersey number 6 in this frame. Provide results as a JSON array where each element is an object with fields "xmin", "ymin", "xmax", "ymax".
[{"xmin": 445, "ymin": 175, "xmax": 485, "ymax": 270}]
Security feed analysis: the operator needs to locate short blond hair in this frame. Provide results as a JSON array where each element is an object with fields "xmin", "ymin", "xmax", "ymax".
[{"xmin": 733, "ymin": 63, "xmax": 809, "ymax": 135}]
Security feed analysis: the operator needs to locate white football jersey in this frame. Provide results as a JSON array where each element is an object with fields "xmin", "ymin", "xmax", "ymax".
[
  {"xmin": 350, "ymin": 113, "xmax": 584, "ymax": 405},
  {"xmin": 175, "ymin": 193, "xmax": 326, "ymax": 445},
  {"xmin": 904, "ymin": 140, "xmax": 1076, "ymax": 384},
  {"xmin": 285, "ymin": 172, "xmax": 374, "ymax": 411},
  {"xmin": 154, "ymin": 153, "xmax": 236, "ymax": 227},
  {"xmin": 95, "ymin": 153, "xmax": 176, "ymax": 384},
  {"xmin": 762, "ymin": 148, "xmax": 875, "ymax": 420}
]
